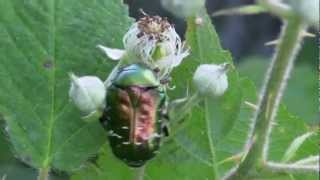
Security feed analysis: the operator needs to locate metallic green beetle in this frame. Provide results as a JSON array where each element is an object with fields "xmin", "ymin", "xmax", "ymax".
[{"xmin": 100, "ymin": 63, "xmax": 169, "ymax": 167}]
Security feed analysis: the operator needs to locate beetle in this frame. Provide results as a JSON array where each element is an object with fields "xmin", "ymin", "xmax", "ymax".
[{"xmin": 100, "ymin": 63, "xmax": 169, "ymax": 167}]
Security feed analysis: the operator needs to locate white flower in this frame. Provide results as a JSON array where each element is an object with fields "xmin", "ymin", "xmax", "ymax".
[
  {"xmin": 96, "ymin": 45, "xmax": 126, "ymax": 60},
  {"xmin": 98, "ymin": 16, "xmax": 189, "ymax": 78},
  {"xmin": 161, "ymin": 0, "xmax": 205, "ymax": 18},
  {"xmin": 193, "ymin": 63, "xmax": 230, "ymax": 97},
  {"xmin": 69, "ymin": 74, "xmax": 106, "ymax": 115}
]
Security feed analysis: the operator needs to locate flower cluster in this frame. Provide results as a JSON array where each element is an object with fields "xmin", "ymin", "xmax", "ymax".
[
  {"xmin": 69, "ymin": 15, "xmax": 230, "ymax": 117},
  {"xmin": 98, "ymin": 15, "xmax": 189, "ymax": 78}
]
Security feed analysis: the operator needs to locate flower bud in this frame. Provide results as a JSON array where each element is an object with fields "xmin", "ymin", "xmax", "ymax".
[
  {"xmin": 161, "ymin": 0, "xmax": 205, "ymax": 18},
  {"xmin": 69, "ymin": 74, "xmax": 106, "ymax": 115},
  {"xmin": 192, "ymin": 63, "xmax": 229, "ymax": 97}
]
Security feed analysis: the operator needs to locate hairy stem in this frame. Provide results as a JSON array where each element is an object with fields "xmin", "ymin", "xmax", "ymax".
[
  {"xmin": 224, "ymin": 16, "xmax": 306, "ymax": 180},
  {"xmin": 293, "ymin": 156, "xmax": 319, "ymax": 165},
  {"xmin": 38, "ymin": 168, "xmax": 49, "ymax": 180},
  {"xmin": 265, "ymin": 162, "xmax": 320, "ymax": 173}
]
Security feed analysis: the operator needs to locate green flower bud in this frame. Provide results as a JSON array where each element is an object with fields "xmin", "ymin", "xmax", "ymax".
[
  {"xmin": 193, "ymin": 63, "xmax": 229, "ymax": 97},
  {"xmin": 69, "ymin": 74, "xmax": 106, "ymax": 115}
]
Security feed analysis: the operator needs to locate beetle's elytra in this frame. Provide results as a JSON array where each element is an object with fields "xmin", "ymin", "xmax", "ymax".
[{"xmin": 100, "ymin": 64, "xmax": 168, "ymax": 167}]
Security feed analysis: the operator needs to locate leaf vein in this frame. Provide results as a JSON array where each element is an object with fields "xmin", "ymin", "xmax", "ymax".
[
  {"xmin": 173, "ymin": 138, "xmax": 213, "ymax": 167},
  {"xmin": 50, "ymin": 123, "xmax": 90, "ymax": 160}
]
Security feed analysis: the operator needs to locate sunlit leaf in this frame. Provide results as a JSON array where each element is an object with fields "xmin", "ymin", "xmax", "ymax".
[{"xmin": 0, "ymin": 0, "xmax": 133, "ymax": 172}]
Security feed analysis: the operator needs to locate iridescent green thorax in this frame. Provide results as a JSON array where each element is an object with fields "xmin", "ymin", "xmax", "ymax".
[
  {"xmin": 113, "ymin": 64, "xmax": 160, "ymax": 87},
  {"xmin": 100, "ymin": 64, "xmax": 168, "ymax": 167}
]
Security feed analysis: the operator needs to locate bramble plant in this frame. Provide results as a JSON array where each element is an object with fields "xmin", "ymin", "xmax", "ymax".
[{"xmin": 0, "ymin": 0, "xmax": 318, "ymax": 180}]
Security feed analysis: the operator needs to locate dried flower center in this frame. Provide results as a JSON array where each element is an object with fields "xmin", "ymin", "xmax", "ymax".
[{"xmin": 137, "ymin": 16, "xmax": 171, "ymax": 40}]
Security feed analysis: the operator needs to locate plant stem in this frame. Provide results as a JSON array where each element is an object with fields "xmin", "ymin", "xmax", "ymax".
[
  {"xmin": 258, "ymin": 0, "xmax": 292, "ymax": 18},
  {"xmin": 1, "ymin": 174, "xmax": 7, "ymax": 180},
  {"xmin": 134, "ymin": 166, "xmax": 145, "ymax": 180},
  {"xmin": 293, "ymin": 156, "xmax": 319, "ymax": 165},
  {"xmin": 224, "ymin": 17, "xmax": 306, "ymax": 179},
  {"xmin": 38, "ymin": 168, "xmax": 49, "ymax": 180},
  {"xmin": 205, "ymin": 99, "xmax": 219, "ymax": 180},
  {"xmin": 174, "ymin": 92, "xmax": 202, "ymax": 123},
  {"xmin": 164, "ymin": 92, "xmax": 202, "ymax": 142},
  {"xmin": 265, "ymin": 162, "xmax": 320, "ymax": 173}
]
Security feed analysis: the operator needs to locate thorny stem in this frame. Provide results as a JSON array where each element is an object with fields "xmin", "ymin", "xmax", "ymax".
[
  {"xmin": 247, "ymin": 18, "xmax": 305, "ymax": 166},
  {"xmin": 265, "ymin": 162, "xmax": 320, "ymax": 173},
  {"xmin": 38, "ymin": 168, "xmax": 49, "ymax": 180},
  {"xmin": 293, "ymin": 155, "xmax": 319, "ymax": 165},
  {"xmin": 224, "ymin": 12, "xmax": 307, "ymax": 180}
]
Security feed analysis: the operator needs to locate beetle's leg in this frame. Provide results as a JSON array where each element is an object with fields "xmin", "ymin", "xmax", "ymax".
[
  {"xmin": 99, "ymin": 107, "xmax": 111, "ymax": 129},
  {"xmin": 99, "ymin": 115, "xmax": 107, "ymax": 127},
  {"xmin": 160, "ymin": 75, "xmax": 171, "ymax": 85},
  {"xmin": 158, "ymin": 87, "xmax": 170, "ymax": 137},
  {"xmin": 161, "ymin": 110, "xmax": 170, "ymax": 137},
  {"xmin": 161, "ymin": 121, "xmax": 170, "ymax": 137}
]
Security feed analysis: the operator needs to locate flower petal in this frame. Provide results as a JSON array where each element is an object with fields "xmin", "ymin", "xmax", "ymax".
[{"xmin": 97, "ymin": 45, "xmax": 125, "ymax": 60}]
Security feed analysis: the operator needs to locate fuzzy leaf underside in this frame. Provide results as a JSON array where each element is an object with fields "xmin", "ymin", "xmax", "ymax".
[{"xmin": 0, "ymin": 0, "xmax": 133, "ymax": 171}]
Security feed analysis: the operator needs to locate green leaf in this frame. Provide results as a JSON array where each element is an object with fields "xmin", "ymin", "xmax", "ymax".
[
  {"xmin": 267, "ymin": 105, "xmax": 319, "ymax": 180},
  {"xmin": 215, "ymin": 77, "xmax": 257, "ymax": 175},
  {"xmin": 212, "ymin": 5, "xmax": 268, "ymax": 17},
  {"xmin": 0, "ymin": 0, "xmax": 133, "ymax": 172},
  {"xmin": 269, "ymin": 105, "xmax": 319, "ymax": 162},
  {"xmin": 72, "ymin": 8, "xmax": 242, "ymax": 180},
  {"xmin": 282, "ymin": 132, "xmax": 315, "ymax": 162},
  {"xmin": 0, "ymin": 121, "xmax": 66, "ymax": 180}
]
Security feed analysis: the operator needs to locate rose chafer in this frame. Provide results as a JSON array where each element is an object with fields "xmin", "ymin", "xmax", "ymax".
[
  {"xmin": 71, "ymin": 15, "xmax": 189, "ymax": 167},
  {"xmin": 100, "ymin": 64, "xmax": 169, "ymax": 167}
]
